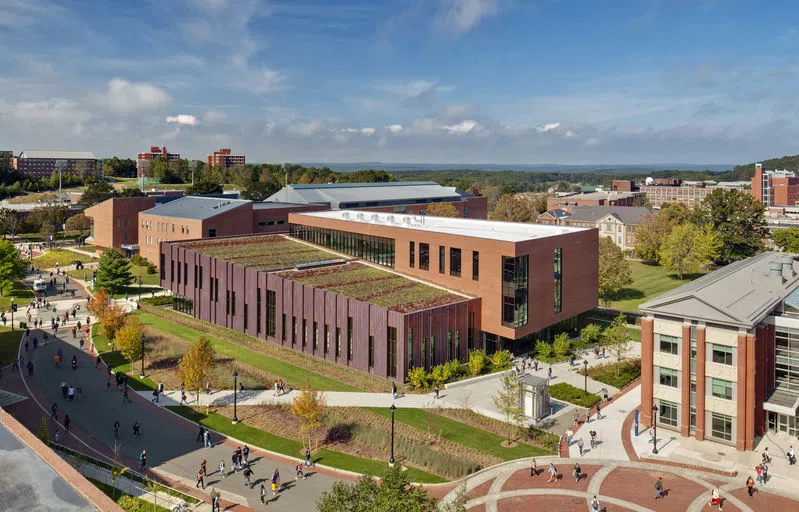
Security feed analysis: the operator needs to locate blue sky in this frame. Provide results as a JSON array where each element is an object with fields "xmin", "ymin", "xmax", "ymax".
[{"xmin": 1, "ymin": 0, "xmax": 798, "ymax": 165}]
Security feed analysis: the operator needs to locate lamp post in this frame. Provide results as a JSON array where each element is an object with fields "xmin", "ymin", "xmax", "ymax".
[
  {"xmin": 138, "ymin": 276, "xmax": 142, "ymax": 300},
  {"xmin": 139, "ymin": 333, "xmax": 145, "ymax": 378},
  {"xmin": 232, "ymin": 371, "xmax": 239, "ymax": 424},
  {"xmin": 10, "ymin": 297, "xmax": 14, "ymax": 332},
  {"xmin": 389, "ymin": 403, "xmax": 396, "ymax": 466},
  {"xmin": 652, "ymin": 404, "xmax": 659, "ymax": 455},
  {"xmin": 583, "ymin": 359, "xmax": 588, "ymax": 396}
]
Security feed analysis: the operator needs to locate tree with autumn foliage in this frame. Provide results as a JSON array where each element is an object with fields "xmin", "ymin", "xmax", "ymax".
[
  {"xmin": 179, "ymin": 337, "xmax": 216, "ymax": 408},
  {"xmin": 291, "ymin": 381, "xmax": 326, "ymax": 450},
  {"xmin": 425, "ymin": 202, "xmax": 461, "ymax": 218},
  {"xmin": 115, "ymin": 315, "xmax": 144, "ymax": 368},
  {"xmin": 88, "ymin": 288, "xmax": 126, "ymax": 344},
  {"xmin": 489, "ymin": 194, "xmax": 540, "ymax": 223}
]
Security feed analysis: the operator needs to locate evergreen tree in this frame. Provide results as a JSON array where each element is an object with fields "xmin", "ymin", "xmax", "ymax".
[{"xmin": 96, "ymin": 250, "xmax": 132, "ymax": 294}]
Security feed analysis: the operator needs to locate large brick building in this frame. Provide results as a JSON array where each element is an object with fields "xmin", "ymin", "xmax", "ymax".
[
  {"xmin": 137, "ymin": 146, "xmax": 180, "ymax": 178},
  {"xmin": 12, "ymin": 150, "xmax": 101, "ymax": 179},
  {"xmin": 206, "ymin": 148, "xmax": 245, "ymax": 168},
  {"xmin": 537, "ymin": 206, "xmax": 651, "ymax": 253},
  {"xmin": 639, "ymin": 252, "xmax": 799, "ymax": 450},
  {"xmin": 267, "ymin": 182, "xmax": 488, "ymax": 219},
  {"xmin": 160, "ymin": 210, "xmax": 598, "ymax": 380},
  {"xmin": 751, "ymin": 163, "xmax": 799, "ymax": 208}
]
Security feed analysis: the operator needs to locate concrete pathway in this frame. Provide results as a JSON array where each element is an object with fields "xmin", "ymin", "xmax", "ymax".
[{"xmin": 567, "ymin": 385, "xmax": 641, "ymax": 460}]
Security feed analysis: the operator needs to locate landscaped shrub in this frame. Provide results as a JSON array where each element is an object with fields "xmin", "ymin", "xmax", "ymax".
[
  {"xmin": 553, "ymin": 333, "xmax": 571, "ymax": 357},
  {"xmin": 140, "ymin": 296, "xmax": 173, "ymax": 306},
  {"xmin": 431, "ymin": 363, "xmax": 452, "ymax": 384},
  {"xmin": 535, "ymin": 340, "xmax": 552, "ymax": 359},
  {"xmin": 116, "ymin": 496, "xmax": 142, "ymax": 512},
  {"xmin": 408, "ymin": 367, "xmax": 430, "ymax": 390},
  {"xmin": 548, "ymin": 382, "xmax": 601, "ymax": 408},
  {"xmin": 130, "ymin": 254, "xmax": 148, "ymax": 267},
  {"xmin": 491, "ymin": 349, "xmax": 512, "ymax": 370},
  {"xmin": 468, "ymin": 350, "xmax": 488, "ymax": 376},
  {"xmin": 525, "ymin": 425, "xmax": 561, "ymax": 451},
  {"xmin": 580, "ymin": 323, "xmax": 602, "ymax": 345},
  {"xmin": 445, "ymin": 359, "xmax": 462, "ymax": 379},
  {"xmin": 590, "ymin": 360, "xmax": 641, "ymax": 389},
  {"xmin": 146, "ymin": 263, "xmax": 156, "ymax": 274}
]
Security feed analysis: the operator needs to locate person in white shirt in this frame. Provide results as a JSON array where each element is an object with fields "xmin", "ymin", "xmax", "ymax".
[
  {"xmin": 789, "ymin": 445, "xmax": 796, "ymax": 465},
  {"xmin": 590, "ymin": 495, "xmax": 600, "ymax": 511}
]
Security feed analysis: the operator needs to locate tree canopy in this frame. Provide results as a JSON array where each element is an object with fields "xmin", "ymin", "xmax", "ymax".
[
  {"xmin": 115, "ymin": 315, "xmax": 144, "ymax": 366},
  {"xmin": 772, "ymin": 227, "xmax": 799, "ymax": 253},
  {"xmin": 96, "ymin": 249, "xmax": 132, "ymax": 294},
  {"xmin": 0, "ymin": 239, "xmax": 26, "ymax": 295},
  {"xmin": 185, "ymin": 178, "xmax": 223, "ymax": 195},
  {"xmin": 65, "ymin": 213, "xmax": 91, "ymax": 234},
  {"xmin": 316, "ymin": 465, "xmax": 440, "ymax": 512},
  {"xmin": 426, "ymin": 202, "xmax": 461, "ymax": 218},
  {"xmin": 179, "ymin": 337, "xmax": 216, "ymax": 406},
  {"xmin": 30, "ymin": 201, "xmax": 69, "ymax": 238},
  {"xmin": 598, "ymin": 236, "xmax": 633, "ymax": 300},
  {"xmin": 103, "ymin": 157, "xmax": 137, "ymax": 178},
  {"xmin": 489, "ymin": 194, "xmax": 540, "ymax": 223},
  {"xmin": 659, "ymin": 223, "xmax": 721, "ymax": 279},
  {"xmin": 695, "ymin": 189, "xmax": 767, "ymax": 264},
  {"xmin": 78, "ymin": 180, "xmax": 116, "ymax": 208}
]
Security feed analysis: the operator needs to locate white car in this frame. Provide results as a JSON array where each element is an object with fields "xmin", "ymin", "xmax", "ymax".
[{"xmin": 32, "ymin": 279, "xmax": 47, "ymax": 292}]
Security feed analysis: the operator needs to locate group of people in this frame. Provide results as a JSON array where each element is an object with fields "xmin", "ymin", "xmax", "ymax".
[{"xmin": 273, "ymin": 379, "xmax": 288, "ymax": 396}]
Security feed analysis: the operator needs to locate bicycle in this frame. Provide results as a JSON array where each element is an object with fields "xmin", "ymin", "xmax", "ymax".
[{"xmin": 172, "ymin": 502, "xmax": 191, "ymax": 512}]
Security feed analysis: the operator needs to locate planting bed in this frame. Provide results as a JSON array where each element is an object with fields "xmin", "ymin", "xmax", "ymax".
[{"xmin": 179, "ymin": 235, "xmax": 335, "ymax": 269}]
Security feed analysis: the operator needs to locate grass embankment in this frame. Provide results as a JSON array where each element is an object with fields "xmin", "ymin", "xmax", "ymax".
[
  {"xmin": 16, "ymin": 230, "xmax": 84, "ymax": 242},
  {"xmin": 67, "ymin": 263, "xmax": 162, "ymax": 297},
  {"xmin": 0, "ymin": 327, "xmax": 19, "ymax": 364},
  {"xmin": 32, "ymin": 249, "xmax": 93, "ymax": 269},
  {"xmin": 137, "ymin": 311, "xmax": 357, "ymax": 391},
  {"xmin": 0, "ymin": 281, "xmax": 36, "ymax": 312},
  {"xmin": 167, "ymin": 406, "xmax": 445, "ymax": 484},
  {"xmin": 88, "ymin": 478, "xmax": 171, "ymax": 512},
  {"xmin": 92, "ymin": 324, "xmax": 157, "ymax": 392},
  {"xmin": 364, "ymin": 407, "xmax": 552, "ymax": 460},
  {"xmin": 604, "ymin": 260, "xmax": 706, "ymax": 312}
]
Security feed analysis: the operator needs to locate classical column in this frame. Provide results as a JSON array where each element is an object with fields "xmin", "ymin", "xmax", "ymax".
[
  {"xmin": 695, "ymin": 326, "xmax": 706, "ymax": 441},
  {"xmin": 641, "ymin": 316, "xmax": 654, "ymax": 426},
  {"xmin": 681, "ymin": 324, "xmax": 691, "ymax": 437},
  {"xmin": 736, "ymin": 331, "xmax": 748, "ymax": 451}
]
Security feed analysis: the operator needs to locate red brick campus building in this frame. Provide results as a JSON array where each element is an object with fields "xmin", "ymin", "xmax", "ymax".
[{"xmin": 160, "ymin": 211, "xmax": 598, "ymax": 381}]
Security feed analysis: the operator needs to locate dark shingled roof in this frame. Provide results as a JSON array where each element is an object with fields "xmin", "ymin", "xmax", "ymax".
[
  {"xmin": 141, "ymin": 196, "xmax": 251, "ymax": 220},
  {"xmin": 561, "ymin": 206, "xmax": 652, "ymax": 225}
]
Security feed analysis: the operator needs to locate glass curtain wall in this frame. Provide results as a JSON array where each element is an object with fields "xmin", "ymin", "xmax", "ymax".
[
  {"xmin": 290, "ymin": 224, "xmax": 395, "ymax": 267},
  {"xmin": 501, "ymin": 255, "xmax": 529, "ymax": 328}
]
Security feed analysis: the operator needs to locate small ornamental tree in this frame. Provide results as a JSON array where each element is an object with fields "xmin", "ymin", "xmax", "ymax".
[
  {"xmin": 87, "ymin": 287, "xmax": 111, "ymax": 319},
  {"xmin": 598, "ymin": 236, "xmax": 632, "ymax": 300},
  {"xmin": 553, "ymin": 333, "xmax": 571, "ymax": 357},
  {"xmin": 99, "ymin": 305, "xmax": 126, "ymax": 345},
  {"xmin": 96, "ymin": 249, "xmax": 132, "ymax": 295},
  {"xmin": 179, "ymin": 337, "xmax": 216, "ymax": 408},
  {"xmin": 291, "ymin": 381, "xmax": 326, "ymax": 450},
  {"xmin": 115, "ymin": 315, "xmax": 144, "ymax": 368},
  {"xmin": 493, "ymin": 373, "xmax": 524, "ymax": 444},
  {"xmin": 64, "ymin": 213, "xmax": 91, "ymax": 236},
  {"xmin": 426, "ymin": 202, "xmax": 461, "ymax": 218},
  {"xmin": 316, "ymin": 465, "xmax": 439, "ymax": 512},
  {"xmin": 605, "ymin": 314, "xmax": 632, "ymax": 376},
  {"xmin": 580, "ymin": 324, "xmax": 602, "ymax": 345},
  {"xmin": 0, "ymin": 239, "xmax": 26, "ymax": 295}
]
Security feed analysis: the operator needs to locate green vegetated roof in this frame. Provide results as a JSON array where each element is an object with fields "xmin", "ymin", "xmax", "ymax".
[
  {"xmin": 179, "ymin": 235, "xmax": 336, "ymax": 270},
  {"xmin": 278, "ymin": 261, "xmax": 467, "ymax": 313}
]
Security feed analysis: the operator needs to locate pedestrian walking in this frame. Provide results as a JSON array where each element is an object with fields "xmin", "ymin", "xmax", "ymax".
[
  {"xmin": 654, "ymin": 476, "xmax": 664, "ymax": 499},
  {"xmin": 139, "ymin": 450, "xmax": 147, "ymax": 468},
  {"xmin": 122, "ymin": 389, "xmax": 131, "ymax": 403},
  {"xmin": 708, "ymin": 487, "xmax": 723, "ymax": 510},
  {"xmin": 573, "ymin": 462, "xmax": 581, "ymax": 482},
  {"xmin": 133, "ymin": 420, "xmax": 141, "ymax": 438},
  {"xmin": 204, "ymin": 430, "xmax": 211, "ymax": 448},
  {"xmin": 789, "ymin": 445, "xmax": 796, "ymax": 465},
  {"xmin": 761, "ymin": 463, "xmax": 769, "ymax": 485},
  {"xmin": 218, "ymin": 460, "xmax": 225, "ymax": 478},
  {"xmin": 27, "ymin": 361, "xmax": 33, "ymax": 376},
  {"xmin": 392, "ymin": 381, "xmax": 397, "ymax": 399},
  {"xmin": 96, "ymin": 355, "xmax": 101, "ymax": 368},
  {"xmin": 755, "ymin": 464, "xmax": 763, "ymax": 484},
  {"xmin": 746, "ymin": 476, "xmax": 756, "ymax": 496},
  {"xmin": 197, "ymin": 425, "xmax": 206, "ymax": 442},
  {"xmin": 590, "ymin": 495, "xmax": 601, "ymax": 512},
  {"xmin": 212, "ymin": 490, "xmax": 221, "ymax": 512},
  {"xmin": 565, "ymin": 429, "xmax": 573, "ymax": 445},
  {"xmin": 197, "ymin": 469, "xmax": 205, "ymax": 489},
  {"xmin": 243, "ymin": 466, "xmax": 254, "ymax": 488},
  {"xmin": 243, "ymin": 445, "xmax": 249, "ymax": 465},
  {"xmin": 589, "ymin": 430, "xmax": 597, "ymax": 448},
  {"xmin": 762, "ymin": 447, "xmax": 771, "ymax": 464},
  {"xmin": 296, "ymin": 463, "xmax": 305, "ymax": 479},
  {"xmin": 64, "ymin": 414, "xmax": 71, "ymax": 431},
  {"xmin": 114, "ymin": 420, "xmax": 120, "ymax": 439},
  {"xmin": 578, "ymin": 438, "xmax": 584, "ymax": 456},
  {"xmin": 180, "ymin": 390, "xmax": 187, "ymax": 405},
  {"xmin": 546, "ymin": 463, "xmax": 558, "ymax": 483},
  {"xmin": 595, "ymin": 404, "xmax": 602, "ymax": 420},
  {"xmin": 573, "ymin": 410, "xmax": 579, "ymax": 426},
  {"xmin": 271, "ymin": 468, "xmax": 280, "ymax": 496},
  {"xmin": 68, "ymin": 386, "xmax": 75, "ymax": 401},
  {"xmin": 106, "ymin": 378, "xmax": 111, "ymax": 392},
  {"xmin": 231, "ymin": 452, "xmax": 238, "ymax": 472},
  {"xmin": 530, "ymin": 458, "xmax": 537, "ymax": 477},
  {"xmin": 434, "ymin": 383, "xmax": 440, "ymax": 399},
  {"xmin": 547, "ymin": 367, "xmax": 552, "ymax": 381},
  {"xmin": 260, "ymin": 483, "xmax": 267, "ymax": 504},
  {"xmin": 50, "ymin": 402, "xmax": 58, "ymax": 421},
  {"xmin": 305, "ymin": 446, "xmax": 313, "ymax": 467}
]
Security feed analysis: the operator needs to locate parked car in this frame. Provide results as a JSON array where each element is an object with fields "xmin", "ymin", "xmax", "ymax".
[{"xmin": 33, "ymin": 279, "xmax": 47, "ymax": 292}]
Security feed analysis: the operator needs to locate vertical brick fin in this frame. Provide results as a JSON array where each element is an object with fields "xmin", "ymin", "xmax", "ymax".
[
  {"xmin": 695, "ymin": 327, "xmax": 706, "ymax": 441},
  {"xmin": 641, "ymin": 317, "xmax": 654, "ymax": 427},
  {"xmin": 681, "ymin": 324, "xmax": 691, "ymax": 437},
  {"xmin": 745, "ymin": 333, "xmax": 756, "ymax": 451},
  {"xmin": 736, "ymin": 332, "xmax": 748, "ymax": 451}
]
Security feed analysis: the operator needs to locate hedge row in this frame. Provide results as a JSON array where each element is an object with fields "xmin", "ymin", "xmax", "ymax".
[{"xmin": 548, "ymin": 382, "xmax": 601, "ymax": 408}]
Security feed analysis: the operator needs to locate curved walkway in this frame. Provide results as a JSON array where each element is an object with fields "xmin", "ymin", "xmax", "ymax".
[{"xmin": 438, "ymin": 456, "xmax": 798, "ymax": 512}]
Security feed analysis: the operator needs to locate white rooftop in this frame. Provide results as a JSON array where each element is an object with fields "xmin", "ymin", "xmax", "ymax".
[{"xmin": 296, "ymin": 210, "xmax": 589, "ymax": 242}]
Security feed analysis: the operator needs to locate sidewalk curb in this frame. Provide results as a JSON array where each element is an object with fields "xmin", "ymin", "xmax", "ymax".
[{"xmin": 445, "ymin": 369, "xmax": 513, "ymax": 390}]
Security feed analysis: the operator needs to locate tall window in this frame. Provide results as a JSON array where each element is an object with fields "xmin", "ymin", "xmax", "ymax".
[
  {"xmin": 336, "ymin": 327, "xmax": 341, "ymax": 357},
  {"xmin": 387, "ymin": 327, "xmax": 397, "ymax": 378},
  {"xmin": 658, "ymin": 400, "xmax": 679, "ymax": 427},
  {"xmin": 292, "ymin": 317, "xmax": 297, "ymax": 346},
  {"xmin": 302, "ymin": 319, "xmax": 307, "ymax": 348},
  {"xmin": 184, "ymin": 262, "xmax": 188, "ymax": 285},
  {"xmin": 177, "ymin": 261, "xmax": 181, "ymax": 284},
  {"xmin": 266, "ymin": 291, "xmax": 276, "ymax": 336},
  {"xmin": 439, "ymin": 246, "xmax": 445, "ymax": 273},
  {"xmin": 313, "ymin": 322, "xmax": 319, "ymax": 351},
  {"xmin": 447, "ymin": 331, "xmax": 452, "ymax": 360},
  {"xmin": 225, "ymin": 290, "xmax": 230, "ymax": 315},
  {"xmin": 711, "ymin": 378, "xmax": 734, "ymax": 400},
  {"xmin": 553, "ymin": 248, "xmax": 562, "ymax": 313},
  {"xmin": 368, "ymin": 335, "xmax": 375, "ymax": 368},
  {"xmin": 244, "ymin": 304, "xmax": 248, "ymax": 329},
  {"xmin": 472, "ymin": 251, "xmax": 479, "ymax": 281},
  {"xmin": 256, "ymin": 288, "xmax": 262, "ymax": 334},
  {"xmin": 409, "ymin": 241, "xmax": 415, "ymax": 268},
  {"xmin": 659, "ymin": 335, "xmax": 679, "ymax": 355},
  {"xmin": 776, "ymin": 326, "xmax": 799, "ymax": 391},
  {"xmin": 430, "ymin": 335, "xmax": 436, "ymax": 366},
  {"xmin": 290, "ymin": 224, "xmax": 395, "ymax": 268},
  {"xmin": 450, "ymin": 248, "xmax": 461, "ymax": 277},
  {"xmin": 468, "ymin": 312, "xmax": 475, "ymax": 350},
  {"xmin": 659, "ymin": 367, "xmax": 679, "ymax": 387},
  {"xmin": 282, "ymin": 314, "xmax": 287, "ymax": 341},
  {"xmin": 199, "ymin": 266, "xmax": 203, "ymax": 289},
  {"xmin": 324, "ymin": 325, "xmax": 330, "ymax": 353},
  {"xmin": 501, "ymin": 255, "xmax": 529, "ymax": 328},
  {"xmin": 455, "ymin": 329, "xmax": 460, "ymax": 360},
  {"xmin": 231, "ymin": 291, "xmax": 236, "ymax": 316},
  {"xmin": 422, "ymin": 337, "xmax": 427, "ymax": 370},
  {"xmin": 347, "ymin": 317, "xmax": 353, "ymax": 360},
  {"xmin": 710, "ymin": 413, "xmax": 733, "ymax": 441},
  {"xmin": 214, "ymin": 278, "xmax": 219, "ymax": 302},
  {"xmin": 420, "ymin": 243, "xmax": 430, "ymax": 270},
  {"xmin": 408, "ymin": 327, "xmax": 414, "ymax": 370}
]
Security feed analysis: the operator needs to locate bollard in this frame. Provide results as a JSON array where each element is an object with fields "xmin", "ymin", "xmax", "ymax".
[
  {"xmin": 206, "ymin": 405, "xmax": 209, "ymax": 416},
  {"xmin": 634, "ymin": 408, "xmax": 639, "ymax": 437}
]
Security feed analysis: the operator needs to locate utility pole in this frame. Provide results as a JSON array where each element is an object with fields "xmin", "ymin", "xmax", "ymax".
[{"xmin": 282, "ymin": 161, "xmax": 289, "ymax": 187}]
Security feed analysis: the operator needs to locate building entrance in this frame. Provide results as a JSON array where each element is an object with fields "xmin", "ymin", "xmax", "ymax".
[{"xmin": 767, "ymin": 411, "xmax": 797, "ymax": 437}]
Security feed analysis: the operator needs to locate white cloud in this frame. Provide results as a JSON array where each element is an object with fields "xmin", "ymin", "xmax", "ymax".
[
  {"xmin": 437, "ymin": 0, "xmax": 501, "ymax": 36},
  {"xmin": 93, "ymin": 78, "xmax": 171, "ymax": 114},
  {"xmin": 361, "ymin": 127, "xmax": 376, "ymax": 135},
  {"xmin": 203, "ymin": 109, "xmax": 227, "ymax": 123},
  {"xmin": 536, "ymin": 122, "xmax": 561, "ymax": 133},
  {"xmin": 443, "ymin": 120, "xmax": 479, "ymax": 134},
  {"xmin": 166, "ymin": 114, "xmax": 199, "ymax": 126},
  {"xmin": 286, "ymin": 119, "xmax": 326, "ymax": 137},
  {"xmin": 565, "ymin": 129, "xmax": 576, "ymax": 138},
  {"xmin": 234, "ymin": 67, "xmax": 286, "ymax": 95},
  {"xmin": 385, "ymin": 124, "xmax": 404, "ymax": 133}
]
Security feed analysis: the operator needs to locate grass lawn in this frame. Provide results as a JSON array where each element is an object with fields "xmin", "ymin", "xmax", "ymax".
[
  {"xmin": 88, "ymin": 478, "xmax": 171, "ymax": 512},
  {"xmin": 67, "ymin": 245, "xmax": 96, "ymax": 253},
  {"xmin": 604, "ymin": 260, "xmax": 706, "ymax": 312},
  {"xmin": 0, "ymin": 327, "xmax": 19, "ymax": 364},
  {"xmin": 0, "ymin": 282, "xmax": 36, "ymax": 313},
  {"xmin": 364, "ymin": 407, "xmax": 552, "ymax": 460},
  {"xmin": 168, "ymin": 406, "xmax": 445, "ymax": 483},
  {"xmin": 129, "ymin": 264, "xmax": 159, "ymax": 286},
  {"xmin": 137, "ymin": 311, "xmax": 358, "ymax": 392},
  {"xmin": 92, "ymin": 325, "xmax": 157, "ymax": 392},
  {"xmin": 33, "ymin": 249, "xmax": 94, "ymax": 269}
]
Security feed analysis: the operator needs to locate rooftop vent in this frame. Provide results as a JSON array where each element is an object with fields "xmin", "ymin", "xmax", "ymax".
[
  {"xmin": 342, "ymin": 212, "xmax": 350, "ymax": 219},
  {"xmin": 769, "ymin": 261, "xmax": 784, "ymax": 280},
  {"xmin": 356, "ymin": 212, "xmax": 365, "ymax": 221},
  {"xmin": 370, "ymin": 214, "xmax": 380, "ymax": 222},
  {"xmin": 782, "ymin": 254, "xmax": 796, "ymax": 278}
]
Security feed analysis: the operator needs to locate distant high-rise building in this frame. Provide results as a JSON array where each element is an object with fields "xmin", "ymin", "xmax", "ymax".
[
  {"xmin": 751, "ymin": 163, "xmax": 799, "ymax": 208},
  {"xmin": 137, "ymin": 146, "xmax": 180, "ymax": 178},
  {"xmin": 206, "ymin": 148, "xmax": 245, "ymax": 168},
  {"xmin": 12, "ymin": 150, "xmax": 101, "ymax": 179}
]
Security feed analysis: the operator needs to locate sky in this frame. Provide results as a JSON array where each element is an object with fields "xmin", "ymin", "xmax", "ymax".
[{"xmin": 1, "ymin": 0, "xmax": 799, "ymax": 165}]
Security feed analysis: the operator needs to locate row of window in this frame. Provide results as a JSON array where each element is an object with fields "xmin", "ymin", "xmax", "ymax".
[
  {"xmin": 257, "ymin": 220, "xmax": 286, "ymax": 227},
  {"xmin": 658, "ymin": 334, "xmax": 734, "ymax": 365},
  {"xmin": 409, "ymin": 242, "xmax": 477, "ymax": 280},
  {"xmin": 657, "ymin": 400, "xmax": 733, "ymax": 441},
  {"xmin": 115, "ymin": 217, "xmax": 129, "ymax": 228},
  {"xmin": 658, "ymin": 367, "xmax": 734, "ymax": 400},
  {"xmin": 143, "ymin": 220, "xmax": 191, "ymax": 236},
  {"xmin": 406, "ymin": 327, "xmax": 464, "ymax": 371},
  {"xmin": 290, "ymin": 224, "xmax": 395, "ymax": 268}
]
